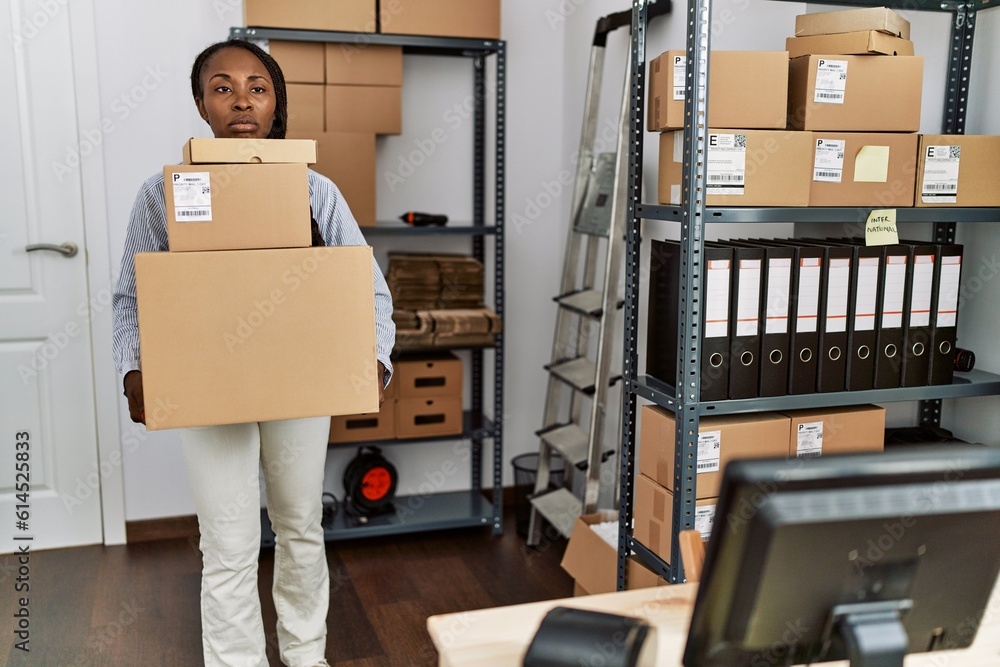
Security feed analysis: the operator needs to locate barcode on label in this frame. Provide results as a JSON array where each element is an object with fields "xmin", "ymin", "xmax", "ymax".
[
  {"xmin": 697, "ymin": 462, "xmax": 716, "ymax": 471},
  {"xmin": 815, "ymin": 171, "xmax": 840, "ymax": 178},
  {"xmin": 178, "ymin": 209, "xmax": 211, "ymax": 217},
  {"xmin": 799, "ymin": 451, "xmax": 822, "ymax": 459},
  {"xmin": 924, "ymin": 183, "xmax": 957, "ymax": 191},
  {"xmin": 708, "ymin": 174, "xmax": 744, "ymax": 182},
  {"xmin": 817, "ymin": 92, "xmax": 844, "ymax": 100}
]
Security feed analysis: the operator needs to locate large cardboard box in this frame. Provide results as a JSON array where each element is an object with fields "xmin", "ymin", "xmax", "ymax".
[
  {"xmin": 395, "ymin": 396, "xmax": 462, "ymax": 438},
  {"xmin": 916, "ymin": 135, "xmax": 1000, "ymax": 207},
  {"xmin": 788, "ymin": 55, "xmax": 923, "ymax": 131},
  {"xmin": 633, "ymin": 474, "xmax": 717, "ymax": 566},
  {"xmin": 395, "ymin": 352, "xmax": 462, "ymax": 398},
  {"xmin": 330, "ymin": 400, "xmax": 396, "ymax": 443},
  {"xmin": 267, "ymin": 41, "xmax": 325, "ymax": 84},
  {"xmin": 287, "ymin": 84, "xmax": 326, "ymax": 133},
  {"xmin": 647, "ymin": 51, "xmax": 789, "ymax": 132},
  {"xmin": 182, "ymin": 138, "xmax": 317, "ymax": 165},
  {"xmin": 808, "ymin": 132, "xmax": 918, "ymax": 207},
  {"xmin": 245, "ymin": 0, "xmax": 376, "ymax": 33},
  {"xmin": 287, "ymin": 131, "xmax": 377, "ymax": 227},
  {"xmin": 163, "ymin": 163, "xmax": 311, "ymax": 252},
  {"xmin": 326, "ymin": 85, "xmax": 402, "ymax": 135},
  {"xmin": 561, "ymin": 512, "xmax": 667, "ymax": 595},
  {"xmin": 638, "ymin": 405, "xmax": 791, "ymax": 499},
  {"xmin": 658, "ymin": 129, "xmax": 813, "ymax": 207},
  {"xmin": 325, "ymin": 44, "xmax": 403, "ymax": 86},
  {"xmin": 795, "ymin": 7, "xmax": 910, "ymax": 39},
  {"xmin": 786, "ymin": 31, "xmax": 913, "ymax": 58},
  {"xmin": 380, "ymin": 0, "xmax": 501, "ymax": 40},
  {"xmin": 135, "ymin": 247, "xmax": 380, "ymax": 430},
  {"xmin": 780, "ymin": 405, "xmax": 886, "ymax": 458}
]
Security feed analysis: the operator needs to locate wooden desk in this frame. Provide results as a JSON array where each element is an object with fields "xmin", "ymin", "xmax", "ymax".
[{"xmin": 427, "ymin": 581, "xmax": 1000, "ymax": 667}]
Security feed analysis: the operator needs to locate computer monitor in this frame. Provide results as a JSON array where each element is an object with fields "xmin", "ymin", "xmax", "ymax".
[{"xmin": 683, "ymin": 445, "xmax": 1000, "ymax": 667}]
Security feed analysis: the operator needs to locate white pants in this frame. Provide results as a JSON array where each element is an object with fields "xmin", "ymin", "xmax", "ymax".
[{"xmin": 180, "ymin": 417, "xmax": 332, "ymax": 667}]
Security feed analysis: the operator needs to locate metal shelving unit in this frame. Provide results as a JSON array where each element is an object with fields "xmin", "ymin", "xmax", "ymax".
[
  {"xmin": 230, "ymin": 27, "xmax": 506, "ymax": 540},
  {"xmin": 618, "ymin": 0, "xmax": 999, "ymax": 588}
]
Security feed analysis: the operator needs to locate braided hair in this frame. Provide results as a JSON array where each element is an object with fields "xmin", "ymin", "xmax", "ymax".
[{"xmin": 190, "ymin": 40, "xmax": 288, "ymax": 140}]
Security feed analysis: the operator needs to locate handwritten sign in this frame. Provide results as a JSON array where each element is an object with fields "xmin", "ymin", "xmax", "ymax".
[{"xmin": 865, "ymin": 209, "xmax": 898, "ymax": 246}]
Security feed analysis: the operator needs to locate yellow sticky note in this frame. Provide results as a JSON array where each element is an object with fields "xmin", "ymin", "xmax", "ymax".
[
  {"xmin": 865, "ymin": 209, "xmax": 898, "ymax": 246},
  {"xmin": 854, "ymin": 145, "xmax": 890, "ymax": 183}
]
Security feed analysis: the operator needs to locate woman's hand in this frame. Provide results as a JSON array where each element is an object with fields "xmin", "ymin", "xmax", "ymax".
[
  {"xmin": 123, "ymin": 371, "xmax": 145, "ymax": 424},
  {"xmin": 378, "ymin": 362, "xmax": 387, "ymax": 408}
]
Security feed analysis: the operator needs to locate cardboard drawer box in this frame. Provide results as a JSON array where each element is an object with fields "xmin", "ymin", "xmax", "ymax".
[
  {"xmin": 135, "ymin": 247, "xmax": 380, "ymax": 430},
  {"xmin": 808, "ymin": 132, "xmax": 918, "ymax": 207},
  {"xmin": 395, "ymin": 396, "xmax": 462, "ymax": 438},
  {"xmin": 780, "ymin": 405, "xmax": 885, "ymax": 458},
  {"xmin": 639, "ymin": 405, "xmax": 791, "ymax": 499},
  {"xmin": 330, "ymin": 400, "xmax": 396, "ymax": 443},
  {"xmin": 287, "ymin": 131, "xmax": 377, "ymax": 227},
  {"xmin": 647, "ymin": 51, "xmax": 789, "ymax": 132},
  {"xmin": 658, "ymin": 129, "xmax": 813, "ymax": 207},
  {"xmin": 245, "ymin": 0, "xmax": 375, "ymax": 33},
  {"xmin": 163, "ymin": 163, "xmax": 311, "ymax": 252},
  {"xmin": 916, "ymin": 135, "xmax": 1000, "ymax": 207},
  {"xmin": 287, "ymin": 84, "xmax": 326, "ymax": 133},
  {"xmin": 182, "ymin": 138, "xmax": 317, "ymax": 165},
  {"xmin": 788, "ymin": 55, "xmax": 923, "ymax": 132},
  {"xmin": 380, "ymin": 0, "xmax": 500, "ymax": 40},
  {"xmin": 795, "ymin": 7, "xmax": 910, "ymax": 39},
  {"xmin": 395, "ymin": 353, "xmax": 462, "ymax": 398},
  {"xmin": 786, "ymin": 31, "xmax": 913, "ymax": 58},
  {"xmin": 325, "ymin": 85, "xmax": 402, "ymax": 135},
  {"xmin": 633, "ymin": 474, "xmax": 717, "ymax": 565},
  {"xmin": 561, "ymin": 511, "xmax": 667, "ymax": 596},
  {"xmin": 325, "ymin": 44, "xmax": 402, "ymax": 86},
  {"xmin": 267, "ymin": 41, "xmax": 325, "ymax": 84}
]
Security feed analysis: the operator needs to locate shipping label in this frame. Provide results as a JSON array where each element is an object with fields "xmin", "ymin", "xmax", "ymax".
[
  {"xmin": 695, "ymin": 504, "xmax": 716, "ymax": 541},
  {"xmin": 696, "ymin": 430, "xmax": 722, "ymax": 474},
  {"xmin": 673, "ymin": 55, "xmax": 686, "ymax": 100},
  {"xmin": 171, "ymin": 172, "xmax": 212, "ymax": 222},
  {"xmin": 796, "ymin": 421, "xmax": 823, "ymax": 458},
  {"xmin": 813, "ymin": 138, "xmax": 846, "ymax": 182},
  {"xmin": 814, "ymin": 59, "xmax": 848, "ymax": 104},
  {"xmin": 921, "ymin": 145, "xmax": 960, "ymax": 204},
  {"xmin": 706, "ymin": 133, "xmax": 746, "ymax": 196}
]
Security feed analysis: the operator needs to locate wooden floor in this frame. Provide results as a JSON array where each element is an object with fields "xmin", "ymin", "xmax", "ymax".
[{"xmin": 1, "ymin": 509, "xmax": 573, "ymax": 667}]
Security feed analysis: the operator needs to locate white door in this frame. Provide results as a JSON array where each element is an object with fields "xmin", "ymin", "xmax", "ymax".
[{"xmin": 0, "ymin": 0, "xmax": 103, "ymax": 552}]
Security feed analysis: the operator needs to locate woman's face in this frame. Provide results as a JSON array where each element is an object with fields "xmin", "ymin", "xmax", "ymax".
[{"xmin": 195, "ymin": 47, "xmax": 276, "ymax": 139}]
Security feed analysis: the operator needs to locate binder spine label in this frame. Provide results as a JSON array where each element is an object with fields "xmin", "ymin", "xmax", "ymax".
[
  {"xmin": 673, "ymin": 55, "xmax": 686, "ymax": 100},
  {"xmin": 921, "ymin": 145, "xmax": 960, "ymax": 204},
  {"xmin": 695, "ymin": 504, "xmax": 716, "ymax": 541},
  {"xmin": 813, "ymin": 138, "xmax": 846, "ymax": 183},
  {"xmin": 706, "ymin": 133, "xmax": 746, "ymax": 196},
  {"xmin": 797, "ymin": 259, "xmax": 821, "ymax": 333},
  {"xmin": 882, "ymin": 256, "xmax": 907, "ymax": 329},
  {"xmin": 705, "ymin": 260, "xmax": 731, "ymax": 338},
  {"xmin": 765, "ymin": 258, "xmax": 791, "ymax": 335},
  {"xmin": 796, "ymin": 421, "xmax": 824, "ymax": 458},
  {"xmin": 697, "ymin": 430, "xmax": 722, "ymax": 473},
  {"xmin": 827, "ymin": 259, "xmax": 850, "ymax": 333},
  {"xmin": 910, "ymin": 255, "xmax": 935, "ymax": 327},
  {"xmin": 814, "ymin": 59, "xmax": 848, "ymax": 104},
  {"xmin": 736, "ymin": 260, "xmax": 762, "ymax": 336},
  {"xmin": 856, "ymin": 258, "xmax": 879, "ymax": 330},
  {"xmin": 937, "ymin": 256, "xmax": 962, "ymax": 327}
]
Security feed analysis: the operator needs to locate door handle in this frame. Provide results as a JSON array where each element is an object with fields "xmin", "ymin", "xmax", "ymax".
[{"xmin": 26, "ymin": 242, "xmax": 78, "ymax": 258}]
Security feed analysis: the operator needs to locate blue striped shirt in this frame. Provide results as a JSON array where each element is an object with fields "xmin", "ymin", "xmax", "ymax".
[{"xmin": 112, "ymin": 169, "xmax": 395, "ymax": 385}]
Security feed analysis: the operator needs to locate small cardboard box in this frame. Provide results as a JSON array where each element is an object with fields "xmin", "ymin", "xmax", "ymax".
[
  {"xmin": 647, "ymin": 51, "xmax": 789, "ymax": 132},
  {"xmin": 245, "ymin": 0, "xmax": 375, "ymax": 33},
  {"xmin": 795, "ymin": 7, "xmax": 910, "ymax": 39},
  {"xmin": 380, "ymin": 0, "xmax": 501, "ymax": 40},
  {"xmin": 182, "ymin": 138, "xmax": 317, "ymax": 165},
  {"xmin": 267, "ymin": 41, "xmax": 325, "ymax": 84},
  {"xmin": 287, "ymin": 84, "xmax": 326, "ymax": 133},
  {"xmin": 780, "ymin": 405, "xmax": 886, "ymax": 458},
  {"xmin": 633, "ymin": 474, "xmax": 717, "ymax": 566},
  {"xmin": 658, "ymin": 129, "xmax": 813, "ymax": 207},
  {"xmin": 163, "ymin": 163, "xmax": 311, "ymax": 252},
  {"xmin": 288, "ymin": 131, "xmax": 377, "ymax": 227},
  {"xmin": 808, "ymin": 132, "xmax": 919, "ymax": 207},
  {"xmin": 916, "ymin": 135, "xmax": 1000, "ymax": 207},
  {"xmin": 395, "ymin": 352, "xmax": 463, "ymax": 398},
  {"xmin": 561, "ymin": 511, "xmax": 667, "ymax": 595},
  {"xmin": 639, "ymin": 405, "xmax": 791, "ymax": 499},
  {"xmin": 135, "ymin": 247, "xmax": 380, "ymax": 430},
  {"xmin": 326, "ymin": 85, "xmax": 402, "ymax": 135},
  {"xmin": 395, "ymin": 396, "xmax": 462, "ymax": 438},
  {"xmin": 786, "ymin": 31, "xmax": 913, "ymax": 58},
  {"xmin": 330, "ymin": 400, "xmax": 396, "ymax": 443},
  {"xmin": 325, "ymin": 44, "xmax": 403, "ymax": 86},
  {"xmin": 788, "ymin": 55, "xmax": 923, "ymax": 132}
]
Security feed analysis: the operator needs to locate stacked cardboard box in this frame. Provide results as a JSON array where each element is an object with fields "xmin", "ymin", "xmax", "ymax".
[
  {"xmin": 137, "ymin": 138, "xmax": 381, "ymax": 431},
  {"xmin": 393, "ymin": 352, "xmax": 464, "ymax": 438},
  {"xmin": 380, "ymin": 0, "xmax": 501, "ymax": 39}
]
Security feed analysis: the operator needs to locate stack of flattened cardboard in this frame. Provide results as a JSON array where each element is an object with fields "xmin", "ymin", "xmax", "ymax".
[{"xmin": 387, "ymin": 253, "xmax": 501, "ymax": 350}]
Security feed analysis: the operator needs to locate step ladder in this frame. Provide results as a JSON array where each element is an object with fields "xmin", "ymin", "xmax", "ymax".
[{"xmin": 527, "ymin": 3, "xmax": 670, "ymax": 545}]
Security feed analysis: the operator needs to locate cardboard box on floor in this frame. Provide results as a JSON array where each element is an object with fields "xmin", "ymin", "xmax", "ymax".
[
  {"xmin": 786, "ymin": 31, "xmax": 914, "ymax": 58},
  {"xmin": 267, "ymin": 41, "xmax": 325, "ymax": 84},
  {"xmin": 647, "ymin": 51, "xmax": 788, "ymax": 132},
  {"xmin": 135, "ymin": 247, "xmax": 380, "ymax": 430},
  {"xmin": 808, "ymin": 132, "xmax": 919, "ymax": 207},
  {"xmin": 326, "ymin": 85, "xmax": 402, "ymax": 135},
  {"xmin": 326, "ymin": 44, "xmax": 403, "ymax": 86},
  {"xmin": 245, "ymin": 0, "xmax": 375, "ymax": 33},
  {"xmin": 182, "ymin": 138, "xmax": 317, "ymax": 165},
  {"xmin": 633, "ymin": 474, "xmax": 717, "ymax": 565},
  {"xmin": 163, "ymin": 163, "xmax": 312, "ymax": 252},
  {"xmin": 794, "ymin": 7, "xmax": 910, "ymax": 39},
  {"xmin": 788, "ymin": 55, "xmax": 923, "ymax": 131},
  {"xmin": 380, "ymin": 0, "xmax": 501, "ymax": 40},
  {"xmin": 916, "ymin": 135, "xmax": 1000, "ymax": 207},
  {"xmin": 658, "ymin": 129, "xmax": 813, "ymax": 207},
  {"xmin": 561, "ymin": 511, "xmax": 667, "ymax": 596},
  {"xmin": 638, "ymin": 405, "xmax": 791, "ymax": 499},
  {"xmin": 287, "ymin": 131, "xmax": 377, "ymax": 227},
  {"xmin": 780, "ymin": 405, "xmax": 886, "ymax": 458},
  {"xmin": 287, "ymin": 84, "xmax": 326, "ymax": 133}
]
